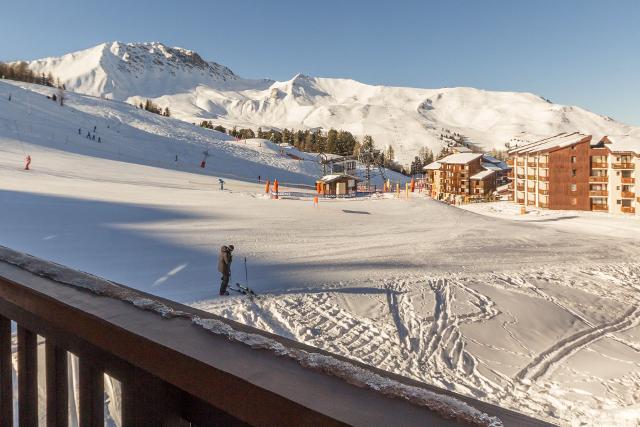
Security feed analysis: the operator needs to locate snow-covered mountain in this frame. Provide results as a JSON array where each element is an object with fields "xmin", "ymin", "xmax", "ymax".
[{"xmin": 19, "ymin": 42, "xmax": 638, "ymax": 163}]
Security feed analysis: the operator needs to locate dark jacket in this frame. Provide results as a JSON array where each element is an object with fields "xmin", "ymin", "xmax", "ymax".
[{"xmin": 218, "ymin": 246, "xmax": 232, "ymax": 275}]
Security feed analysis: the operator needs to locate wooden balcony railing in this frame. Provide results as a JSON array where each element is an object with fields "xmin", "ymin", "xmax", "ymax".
[
  {"xmin": 621, "ymin": 206, "xmax": 636, "ymax": 214},
  {"xmin": 621, "ymin": 191, "xmax": 635, "ymax": 199},
  {"xmin": 517, "ymin": 174, "xmax": 525, "ymax": 180},
  {"xmin": 538, "ymin": 189, "xmax": 549, "ymax": 195},
  {"xmin": 537, "ymin": 163, "xmax": 549, "ymax": 168},
  {"xmin": 538, "ymin": 176, "xmax": 549, "ymax": 182},
  {"xmin": 0, "ymin": 246, "xmax": 548, "ymax": 427},
  {"xmin": 592, "ymin": 205, "xmax": 609, "ymax": 212},
  {"xmin": 527, "ymin": 175, "xmax": 536, "ymax": 180},
  {"xmin": 612, "ymin": 163, "xmax": 635, "ymax": 169},
  {"xmin": 589, "ymin": 190, "xmax": 608, "ymax": 197},
  {"xmin": 621, "ymin": 177, "xmax": 635, "ymax": 184},
  {"xmin": 517, "ymin": 198, "xmax": 525, "ymax": 204},
  {"xmin": 589, "ymin": 176, "xmax": 608, "ymax": 183},
  {"xmin": 591, "ymin": 162, "xmax": 608, "ymax": 169}
]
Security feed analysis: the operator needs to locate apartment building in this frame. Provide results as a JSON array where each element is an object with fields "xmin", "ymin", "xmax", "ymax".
[
  {"xmin": 423, "ymin": 152, "xmax": 497, "ymax": 202},
  {"xmin": 507, "ymin": 133, "xmax": 639, "ymax": 215}
]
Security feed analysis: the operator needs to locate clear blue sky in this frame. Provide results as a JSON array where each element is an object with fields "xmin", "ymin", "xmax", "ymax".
[{"xmin": 1, "ymin": 0, "xmax": 638, "ymax": 125}]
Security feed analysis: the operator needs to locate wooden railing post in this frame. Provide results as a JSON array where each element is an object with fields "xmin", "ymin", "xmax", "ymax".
[
  {"xmin": 46, "ymin": 342, "xmax": 68, "ymax": 427},
  {"xmin": 0, "ymin": 315, "xmax": 12, "ymax": 426},
  {"xmin": 79, "ymin": 359, "xmax": 104, "ymax": 427},
  {"xmin": 18, "ymin": 325, "xmax": 38, "ymax": 427},
  {"xmin": 121, "ymin": 367, "xmax": 188, "ymax": 427}
]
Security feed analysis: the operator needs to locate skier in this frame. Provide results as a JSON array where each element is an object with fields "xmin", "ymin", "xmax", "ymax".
[
  {"xmin": 218, "ymin": 178, "xmax": 225, "ymax": 190},
  {"xmin": 93, "ymin": 125, "xmax": 96, "ymax": 132},
  {"xmin": 98, "ymin": 136, "xmax": 101, "ymax": 143},
  {"xmin": 86, "ymin": 131, "xmax": 91, "ymax": 139},
  {"xmin": 92, "ymin": 134, "xmax": 95, "ymax": 141},
  {"xmin": 218, "ymin": 245, "xmax": 234, "ymax": 296},
  {"xmin": 78, "ymin": 128, "xmax": 81, "ymax": 135},
  {"xmin": 8, "ymin": 94, "xmax": 11, "ymax": 101},
  {"xmin": 258, "ymin": 175, "xmax": 261, "ymax": 182},
  {"xmin": 24, "ymin": 155, "xmax": 31, "ymax": 170}
]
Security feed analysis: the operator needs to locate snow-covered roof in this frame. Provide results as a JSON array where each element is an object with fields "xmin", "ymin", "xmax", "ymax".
[
  {"xmin": 436, "ymin": 152, "xmax": 483, "ymax": 165},
  {"xmin": 508, "ymin": 132, "xmax": 591, "ymax": 155},
  {"xmin": 451, "ymin": 146, "xmax": 473, "ymax": 153},
  {"xmin": 470, "ymin": 170, "xmax": 495, "ymax": 180},
  {"xmin": 423, "ymin": 161, "xmax": 441, "ymax": 171},
  {"xmin": 602, "ymin": 135, "xmax": 640, "ymax": 155},
  {"xmin": 481, "ymin": 155, "xmax": 510, "ymax": 170},
  {"xmin": 318, "ymin": 174, "xmax": 360, "ymax": 183}
]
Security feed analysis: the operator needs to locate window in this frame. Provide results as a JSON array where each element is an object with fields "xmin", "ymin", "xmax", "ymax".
[
  {"xmin": 570, "ymin": 198, "xmax": 577, "ymax": 206},
  {"xmin": 571, "ymin": 156, "xmax": 576, "ymax": 163},
  {"xmin": 570, "ymin": 184, "xmax": 577, "ymax": 192},
  {"xmin": 617, "ymin": 200, "xmax": 622, "ymax": 204},
  {"xmin": 571, "ymin": 169, "xmax": 577, "ymax": 177}
]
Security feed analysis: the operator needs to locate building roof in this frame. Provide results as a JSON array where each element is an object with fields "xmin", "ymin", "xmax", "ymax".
[
  {"xmin": 451, "ymin": 146, "xmax": 473, "ymax": 153},
  {"xmin": 507, "ymin": 132, "xmax": 591, "ymax": 155},
  {"xmin": 470, "ymin": 170, "xmax": 496, "ymax": 180},
  {"xmin": 423, "ymin": 161, "xmax": 441, "ymax": 171},
  {"xmin": 435, "ymin": 152, "xmax": 483, "ymax": 165},
  {"xmin": 481, "ymin": 154, "xmax": 510, "ymax": 170},
  {"xmin": 601, "ymin": 135, "xmax": 640, "ymax": 155},
  {"xmin": 318, "ymin": 174, "xmax": 361, "ymax": 183}
]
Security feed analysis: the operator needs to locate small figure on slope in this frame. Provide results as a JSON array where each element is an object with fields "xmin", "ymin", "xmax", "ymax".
[
  {"xmin": 24, "ymin": 155, "xmax": 31, "ymax": 170},
  {"xmin": 218, "ymin": 245, "xmax": 234, "ymax": 296},
  {"xmin": 218, "ymin": 178, "xmax": 225, "ymax": 191}
]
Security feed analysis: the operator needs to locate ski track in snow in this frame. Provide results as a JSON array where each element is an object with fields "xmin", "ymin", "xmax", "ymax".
[{"xmin": 196, "ymin": 266, "xmax": 640, "ymax": 426}]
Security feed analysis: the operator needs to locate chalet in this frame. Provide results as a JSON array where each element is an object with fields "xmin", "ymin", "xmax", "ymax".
[{"xmin": 317, "ymin": 174, "xmax": 360, "ymax": 196}]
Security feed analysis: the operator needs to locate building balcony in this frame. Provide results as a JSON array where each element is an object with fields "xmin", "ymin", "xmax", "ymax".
[
  {"xmin": 612, "ymin": 163, "xmax": 635, "ymax": 169},
  {"xmin": 528, "ymin": 161, "xmax": 537, "ymax": 168},
  {"xmin": 538, "ymin": 162, "xmax": 549, "ymax": 168},
  {"xmin": 589, "ymin": 190, "xmax": 608, "ymax": 197},
  {"xmin": 621, "ymin": 191, "xmax": 635, "ymax": 199},
  {"xmin": 517, "ymin": 198, "xmax": 525, "ymax": 204},
  {"xmin": 527, "ymin": 175, "xmax": 536, "ymax": 180},
  {"xmin": 516, "ymin": 185, "xmax": 525, "ymax": 191},
  {"xmin": 538, "ymin": 189, "xmax": 549, "ymax": 195},
  {"xmin": 506, "ymin": 158, "xmax": 514, "ymax": 167},
  {"xmin": 589, "ymin": 176, "xmax": 608, "ymax": 183},
  {"xmin": 527, "ymin": 200, "xmax": 536, "ymax": 206},
  {"xmin": 517, "ymin": 174, "xmax": 525, "ymax": 180},
  {"xmin": 591, "ymin": 162, "xmax": 608, "ymax": 169},
  {"xmin": 621, "ymin": 177, "xmax": 635, "ymax": 184},
  {"xmin": 516, "ymin": 161, "xmax": 525, "ymax": 167},
  {"xmin": 621, "ymin": 206, "xmax": 636, "ymax": 214},
  {"xmin": 538, "ymin": 176, "xmax": 549, "ymax": 182},
  {"xmin": 592, "ymin": 204, "xmax": 609, "ymax": 212}
]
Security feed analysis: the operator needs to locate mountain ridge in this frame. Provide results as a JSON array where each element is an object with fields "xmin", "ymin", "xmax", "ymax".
[{"xmin": 15, "ymin": 41, "xmax": 638, "ymax": 163}]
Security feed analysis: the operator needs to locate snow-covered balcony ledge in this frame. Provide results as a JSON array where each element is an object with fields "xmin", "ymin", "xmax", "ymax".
[{"xmin": 0, "ymin": 246, "xmax": 551, "ymax": 427}]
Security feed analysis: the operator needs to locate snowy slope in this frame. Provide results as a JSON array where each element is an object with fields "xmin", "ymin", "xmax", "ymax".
[
  {"xmin": 17, "ymin": 42, "xmax": 638, "ymax": 163},
  {"xmin": 0, "ymin": 80, "xmax": 408, "ymax": 186}
]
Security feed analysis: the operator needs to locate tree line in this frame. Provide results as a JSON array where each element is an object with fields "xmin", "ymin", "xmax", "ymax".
[
  {"xmin": 0, "ymin": 61, "xmax": 63, "ymax": 88},
  {"xmin": 138, "ymin": 99, "xmax": 171, "ymax": 117}
]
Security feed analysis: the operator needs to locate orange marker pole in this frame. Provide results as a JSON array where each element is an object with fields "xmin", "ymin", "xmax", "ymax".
[
  {"xmin": 274, "ymin": 179, "xmax": 279, "ymax": 199},
  {"xmin": 265, "ymin": 180, "xmax": 271, "ymax": 193},
  {"xmin": 313, "ymin": 196, "xmax": 318, "ymax": 207}
]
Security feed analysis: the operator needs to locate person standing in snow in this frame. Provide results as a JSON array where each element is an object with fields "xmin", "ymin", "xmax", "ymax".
[
  {"xmin": 24, "ymin": 155, "xmax": 31, "ymax": 170},
  {"xmin": 219, "ymin": 178, "xmax": 225, "ymax": 190},
  {"xmin": 218, "ymin": 245, "xmax": 234, "ymax": 295},
  {"xmin": 78, "ymin": 128, "xmax": 81, "ymax": 135},
  {"xmin": 98, "ymin": 136, "xmax": 101, "ymax": 143},
  {"xmin": 93, "ymin": 125, "xmax": 96, "ymax": 132}
]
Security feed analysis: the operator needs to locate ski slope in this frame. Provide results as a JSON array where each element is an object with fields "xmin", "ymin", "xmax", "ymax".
[
  {"xmin": 1, "ymin": 80, "xmax": 640, "ymax": 426},
  {"xmin": 21, "ymin": 42, "xmax": 639, "ymax": 163}
]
